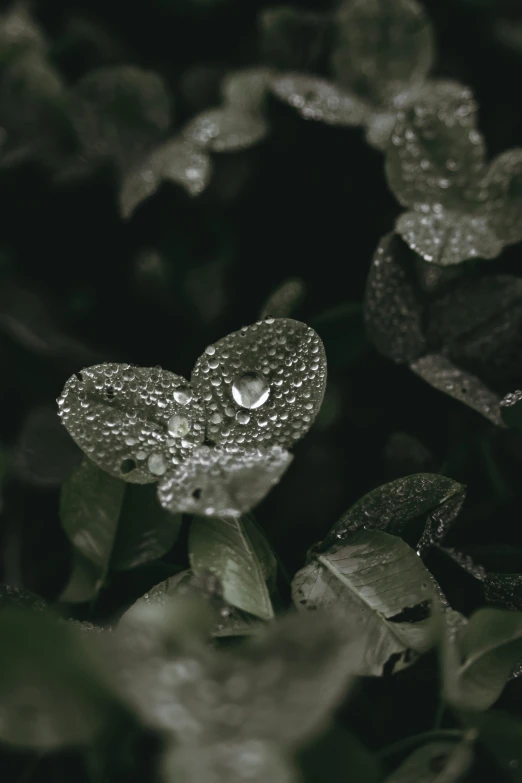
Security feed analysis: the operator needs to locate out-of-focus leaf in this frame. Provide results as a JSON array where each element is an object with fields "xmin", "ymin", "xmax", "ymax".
[
  {"xmin": 0, "ymin": 4, "xmax": 47, "ymax": 56},
  {"xmin": 293, "ymin": 529, "xmax": 436, "ymax": 676},
  {"xmin": 0, "ymin": 583, "xmax": 47, "ymax": 611},
  {"xmin": 410, "ymin": 354, "xmax": 503, "ymax": 427},
  {"xmin": 189, "ymin": 514, "xmax": 275, "ymax": 620},
  {"xmin": 382, "ymin": 432, "xmax": 435, "ymax": 480},
  {"xmin": 323, "ymin": 473, "xmax": 465, "ymax": 550},
  {"xmin": 332, "ymin": 0, "xmax": 435, "ymax": 109},
  {"xmin": 270, "ymin": 73, "xmax": 367, "ymax": 126},
  {"xmin": 183, "ymin": 106, "xmax": 269, "ymax": 152},
  {"xmin": 0, "ymin": 607, "xmax": 118, "ymax": 749},
  {"xmin": 259, "ymin": 6, "xmax": 331, "ymax": 71},
  {"xmin": 58, "ymin": 363, "xmax": 206, "ymax": 483},
  {"xmin": 222, "ymin": 67, "xmax": 274, "ymax": 114},
  {"xmin": 384, "ymin": 737, "xmax": 475, "ymax": 782},
  {"xmin": 191, "ymin": 318, "xmax": 327, "ymax": 450},
  {"xmin": 298, "ymin": 724, "xmax": 383, "ymax": 783},
  {"xmin": 482, "ymin": 148, "xmax": 522, "ymax": 244},
  {"xmin": 260, "ymin": 278, "xmax": 306, "ymax": 320},
  {"xmin": 310, "ymin": 302, "xmax": 367, "ymax": 369},
  {"xmin": 157, "ymin": 446, "xmax": 293, "ymax": 518},
  {"xmin": 442, "ymin": 607, "xmax": 522, "ymax": 710},
  {"xmin": 364, "ymin": 233, "xmax": 425, "ymax": 363},
  {"xmin": 119, "ymin": 137, "xmax": 212, "ymax": 218},
  {"xmin": 462, "ymin": 710, "xmax": 522, "ymax": 782},
  {"xmin": 484, "ymin": 574, "xmax": 522, "ymax": 612}
]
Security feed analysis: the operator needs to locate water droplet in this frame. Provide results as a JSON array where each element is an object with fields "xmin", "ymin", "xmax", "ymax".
[
  {"xmin": 167, "ymin": 413, "xmax": 191, "ymax": 437},
  {"xmin": 235, "ymin": 410, "xmax": 251, "ymax": 425},
  {"xmin": 231, "ymin": 372, "xmax": 270, "ymax": 410},
  {"xmin": 174, "ymin": 385, "xmax": 193, "ymax": 405},
  {"xmin": 147, "ymin": 453, "xmax": 167, "ymax": 476}
]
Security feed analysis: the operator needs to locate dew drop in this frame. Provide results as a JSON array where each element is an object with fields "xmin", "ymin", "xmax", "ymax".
[
  {"xmin": 231, "ymin": 372, "xmax": 270, "ymax": 410},
  {"xmin": 148, "ymin": 453, "xmax": 167, "ymax": 476},
  {"xmin": 174, "ymin": 385, "xmax": 193, "ymax": 405},
  {"xmin": 167, "ymin": 413, "xmax": 191, "ymax": 437}
]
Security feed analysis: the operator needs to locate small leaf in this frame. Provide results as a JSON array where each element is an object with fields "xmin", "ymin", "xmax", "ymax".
[
  {"xmin": 324, "ymin": 473, "xmax": 465, "ymax": 549},
  {"xmin": 259, "ymin": 277, "xmax": 306, "ymax": 320},
  {"xmin": 384, "ymin": 738, "xmax": 475, "ymax": 783},
  {"xmin": 157, "ymin": 446, "xmax": 293, "ymax": 518},
  {"xmin": 222, "ymin": 67, "xmax": 274, "ymax": 114},
  {"xmin": 191, "ymin": 318, "xmax": 327, "ymax": 451},
  {"xmin": 270, "ymin": 73, "xmax": 367, "ymax": 126},
  {"xmin": 183, "ymin": 107, "xmax": 269, "ymax": 152},
  {"xmin": 364, "ymin": 233, "xmax": 425, "ymax": 363},
  {"xmin": 385, "ymin": 81, "xmax": 485, "ymax": 209},
  {"xmin": 484, "ymin": 574, "xmax": 522, "ymax": 612},
  {"xmin": 259, "ymin": 6, "xmax": 331, "ymax": 71},
  {"xmin": 443, "ymin": 607, "xmax": 522, "ymax": 710},
  {"xmin": 483, "ymin": 148, "xmax": 522, "ymax": 245},
  {"xmin": 119, "ymin": 138, "xmax": 212, "ymax": 218},
  {"xmin": 410, "ymin": 354, "xmax": 503, "ymax": 426},
  {"xmin": 189, "ymin": 513, "xmax": 275, "ymax": 620},
  {"xmin": 293, "ymin": 529, "xmax": 436, "ymax": 676},
  {"xmin": 58, "ymin": 363, "xmax": 206, "ymax": 483},
  {"xmin": 396, "ymin": 207, "xmax": 503, "ymax": 266}
]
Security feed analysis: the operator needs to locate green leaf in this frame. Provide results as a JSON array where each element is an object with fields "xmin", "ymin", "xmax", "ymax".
[
  {"xmin": 293, "ymin": 529, "xmax": 436, "ymax": 675},
  {"xmin": 324, "ymin": 473, "xmax": 465, "ymax": 550},
  {"xmin": 157, "ymin": 445, "xmax": 293, "ymax": 518},
  {"xmin": 191, "ymin": 318, "xmax": 327, "ymax": 450},
  {"xmin": 119, "ymin": 137, "xmax": 212, "ymax": 219},
  {"xmin": 0, "ymin": 607, "xmax": 118, "ymax": 749},
  {"xmin": 270, "ymin": 73, "xmax": 367, "ymax": 127},
  {"xmin": 384, "ymin": 738, "xmax": 475, "ymax": 782},
  {"xmin": 385, "ymin": 81, "xmax": 485, "ymax": 210},
  {"xmin": 183, "ymin": 106, "xmax": 269, "ymax": 152},
  {"xmin": 58, "ymin": 362, "xmax": 206, "ymax": 483},
  {"xmin": 396, "ymin": 207, "xmax": 503, "ymax": 266},
  {"xmin": 332, "ymin": 0, "xmax": 435, "ymax": 110},
  {"xmin": 410, "ymin": 354, "xmax": 503, "ymax": 427},
  {"xmin": 189, "ymin": 514, "xmax": 275, "ymax": 620},
  {"xmin": 442, "ymin": 607, "xmax": 522, "ymax": 710},
  {"xmin": 483, "ymin": 148, "xmax": 522, "ymax": 245},
  {"xmin": 484, "ymin": 574, "xmax": 522, "ymax": 612},
  {"xmin": 258, "ymin": 6, "xmax": 331, "ymax": 71},
  {"xmin": 60, "ymin": 458, "xmax": 182, "ymax": 596},
  {"xmin": 364, "ymin": 233, "xmax": 425, "ymax": 363}
]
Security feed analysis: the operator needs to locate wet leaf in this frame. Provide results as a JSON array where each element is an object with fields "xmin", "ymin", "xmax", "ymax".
[
  {"xmin": 364, "ymin": 233, "xmax": 425, "ymax": 363},
  {"xmin": 222, "ymin": 67, "xmax": 274, "ymax": 114},
  {"xmin": 410, "ymin": 354, "xmax": 503, "ymax": 426},
  {"xmin": 384, "ymin": 738, "xmax": 475, "ymax": 782},
  {"xmin": 69, "ymin": 65, "xmax": 172, "ymax": 170},
  {"xmin": 157, "ymin": 446, "xmax": 293, "ymax": 518},
  {"xmin": 61, "ymin": 458, "xmax": 182, "ymax": 595},
  {"xmin": 396, "ymin": 207, "xmax": 503, "ymax": 266},
  {"xmin": 259, "ymin": 6, "xmax": 331, "ymax": 71},
  {"xmin": 270, "ymin": 73, "xmax": 367, "ymax": 126},
  {"xmin": 443, "ymin": 607, "xmax": 522, "ymax": 710},
  {"xmin": 58, "ymin": 362, "xmax": 206, "ymax": 483},
  {"xmin": 0, "ymin": 584, "xmax": 47, "ymax": 612},
  {"xmin": 183, "ymin": 107, "xmax": 269, "ymax": 152},
  {"xmin": 324, "ymin": 473, "xmax": 465, "ymax": 550},
  {"xmin": 484, "ymin": 574, "xmax": 522, "ymax": 612},
  {"xmin": 332, "ymin": 0, "xmax": 435, "ymax": 109},
  {"xmin": 293, "ymin": 529, "xmax": 436, "ymax": 676},
  {"xmin": 189, "ymin": 514, "xmax": 275, "ymax": 620},
  {"xmin": 191, "ymin": 318, "xmax": 327, "ymax": 451},
  {"xmin": 0, "ymin": 607, "xmax": 118, "ymax": 749},
  {"xmin": 119, "ymin": 137, "xmax": 212, "ymax": 218}
]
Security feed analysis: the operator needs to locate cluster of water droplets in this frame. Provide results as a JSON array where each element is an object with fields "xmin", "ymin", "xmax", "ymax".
[{"xmin": 270, "ymin": 73, "xmax": 367, "ymax": 126}]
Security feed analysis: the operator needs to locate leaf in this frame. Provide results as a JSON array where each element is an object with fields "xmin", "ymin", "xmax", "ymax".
[
  {"xmin": 501, "ymin": 390, "xmax": 522, "ymax": 429},
  {"xmin": 259, "ymin": 277, "xmax": 306, "ymax": 320},
  {"xmin": 61, "ymin": 459, "xmax": 182, "ymax": 595},
  {"xmin": 332, "ymin": 0, "xmax": 435, "ymax": 110},
  {"xmin": 482, "ymin": 148, "xmax": 522, "ymax": 245},
  {"xmin": 258, "ymin": 6, "xmax": 331, "ymax": 71},
  {"xmin": 385, "ymin": 81, "xmax": 485, "ymax": 210},
  {"xmin": 410, "ymin": 354, "xmax": 503, "ymax": 427},
  {"xmin": 384, "ymin": 738, "xmax": 475, "ymax": 782},
  {"xmin": 323, "ymin": 473, "xmax": 465, "ymax": 550},
  {"xmin": 462, "ymin": 710, "xmax": 522, "ymax": 783},
  {"xmin": 364, "ymin": 233, "xmax": 425, "ymax": 363},
  {"xmin": 221, "ymin": 67, "xmax": 274, "ymax": 114},
  {"xmin": 293, "ymin": 529, "xmax": 436, "ymax": 676},
  {"xmin": 183, "ymin": 107, "xmax": 269, "ymax": 152},
  {"xmin": 119, "ymin": 137, "xmax": 212, "ymax": 219},
  {"xmin": 191, "ymin": 318, "xmax": 327, "ymax": 450},
  {"xmin": 484, "ymin": 574, "xmax": 522, "ymax": 612},
  {"xmin": 0, "ymin": 607, "xmax": 118, "ymax": 749},
  {"xmin": 396, "ymin": 207, "xmax": 503, "ymax": 266},
  {"xmin": 271, "ymin": 73, "xmax": 367, "ymax": 126},
  {"xmin": 69, "ymin": 65, "xmax": 172, "ymax": 170},
  {"xmin": 58, "ymin": 362, "xmax": 206, "ymax": 483},
  {"xmin": 364, "ymin": 110, "xmax": 398, "ymax": 150},
  {"xmin": 157, "ymin": 445, "xmax": 293, "ymax": 518},
  {"xmin": 0, "ymin": 4, "xmax": 47, "ymax": 56},
  {"xmin": 443, "ymin": 607, "xmax": 522, "ymax": 710},
  {"xmin": 189, "ymin": 514, "xmax": 274, "ymax": 620},
  {"xmin": 298, "ymin": 724, "xmax": 383, "ymax": 783},
  {"xmin": 0, "ymin": 584, "xmax": 47, "ymax": 612}
]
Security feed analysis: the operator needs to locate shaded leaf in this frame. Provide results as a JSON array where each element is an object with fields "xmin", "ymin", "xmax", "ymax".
[
  {"xmin": 0, "ymin": 4, "xmax": 47, "ymax": 55},
  {"xmin": 332, "ymin": 0, "xmax": 435, "ymax": 109},
  {"xmin": 259, "ymin": 277, "xmax": 305, "ymax": 320},
  {"xmin": 484, "ymin": 574, "xmax": 522, "ymax": 612},
  {"xmin": 191, "ymin": 318, "xmax": 327, "ymax": 450},
  {"xmin": 270, "ymin": 73, "xmax": 367, "ymax": 126},
  {"xmin": 222, "ymin": 67, "xmax": 273, "ymax": 114},
  {"xmin": 298, "ymin": 724, "xmax": 383, "ymax": 783},
  {"xmin": 310, "ymin": 302, "xmax": 367, "ymax": 369},
  {"xmin": 58, "ymin": 362, "xmax": 206, "ymax": 483},
  {"xmin": 259, "ymin": 6, "xmax": 331, "ymax": 71},
  {"xmin": 324, "ymin": 473, "xmax": 465, "ymax": 549},
  {"xmin": 364, "ymin": 233, "xmax": 425, "ymax": 363},
  {"xmin": 189, "ymin": 514, "xmax": 275, "ymax": 620},
  {"xmin": 157, "ymin": 446, "xmax": 292, "ymax": 518},
  {"xmin": 0, "ymin": 584, "xmax": 47, "ymax": 612},
  {"xmin": 462, "ymin": 710, "xmax": 522, "ymax": 783},
  {"xmin": 183, "ymin": 107, "xmax": 269, "ymax": 152},
  {"xmin": 384, "ymin": 738, "xmax": 475, "ymax": 783},
  {"xmin": 483, "ymin": 148, "xmax": 522, "ymax": 245},
  {"xmin": 293, "ymin": 529, "xmax": 435, "ymax": 676},
  {"xmin": 119, "ymin": 137, "xmax": 212, "ymax": 218},
  {"xmin": 410, "ymin": 355, "xmax": 503, "ymax": 426}
]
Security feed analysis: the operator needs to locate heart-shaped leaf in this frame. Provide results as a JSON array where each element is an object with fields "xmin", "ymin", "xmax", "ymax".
[
  {"xmin": 293, "ymin": 529, "xmax": 436, "ymax": 675},
  {"xmin": 270, "ymin": 73, "xmax": 367, "ymax": 127},
  {"xmin": 191, "ymin": 318, "xmax": 327, "ymax": 451},
  {"xmin": 188, "ymin": 513, "xmax": 275, "ymax": 620},
  {"xmin": 58, "ymin": 363, "xmax": 206, "ymax": 483},
  {"xmin": 183, "ymin": 106, "xmax": 269, "ymax": 152}
]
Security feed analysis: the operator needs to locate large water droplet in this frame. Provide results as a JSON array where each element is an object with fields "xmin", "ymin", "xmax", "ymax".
[
  {"xmin": 231, "ymin": 372, "xmax": 270, "ymax": 410},
  {"xmin": 148, "ymin": 453, "xmax": 167, "ymax": 476},
  {"xmin": 174, "ymin": 385, "xmax": 193, "ymax": 405},
  {"xmin": 167, "ymin": 413, "xmax": 191, "ymax": 437}
]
